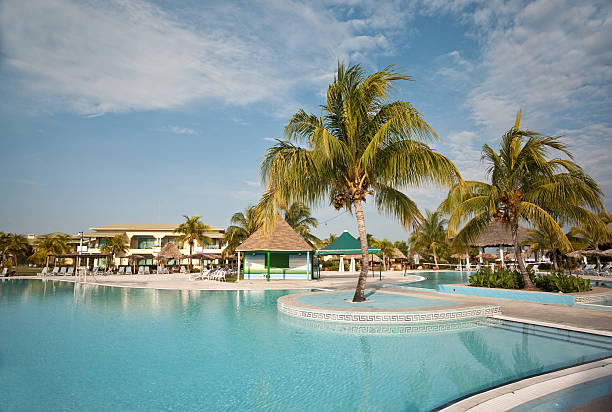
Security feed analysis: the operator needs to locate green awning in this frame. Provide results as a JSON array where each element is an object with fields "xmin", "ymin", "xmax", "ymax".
[{"xmin": 315, "ymin": 231, "xmax": 380, "ymax": 255}]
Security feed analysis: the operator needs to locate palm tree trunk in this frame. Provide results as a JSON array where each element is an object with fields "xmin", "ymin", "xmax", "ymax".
[
  {"xmin": 511, "ymin": 220, "xmax": 534, "ymax": 289},
  {"xmin": 189, "ymin": 244, "xmax": 193, "ymax": 272},
  {"xmin": 352, "ymin": 200, "xmax": 369, "ymax": 302},
  {"xmin": 433, "ymin": 248, "xmax": 438, "ymax": 269},
  {"xmin": 552, "ymin": 251, "xmax": 559, "ymax": 271}
]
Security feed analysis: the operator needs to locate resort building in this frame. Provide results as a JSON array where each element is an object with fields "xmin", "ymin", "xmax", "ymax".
[
  {"xmin": 236, "ymin": 215, "xmax": 313, "ymax": 280},
  {"xmin": 83, "ymin": 222, "xmax": 225, "ymax": 266}
]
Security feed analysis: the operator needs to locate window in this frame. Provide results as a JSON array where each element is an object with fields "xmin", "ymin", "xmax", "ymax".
[
  {"xmin": 98, "ymin": 238, "xmax": 109, "ymax": 248},
  {"xmin": 137, "ymin": 238, "xmax": 155, "ymax": 249},
  {"xmin": 270, "ymin": 253, "xmax": 289, "ymax": 268}
]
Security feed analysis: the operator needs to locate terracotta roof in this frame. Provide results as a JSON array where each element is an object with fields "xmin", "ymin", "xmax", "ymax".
[
  {"xmin": 236, "ymin": 215, "xmax": 313, "ymax": 252},
  {"xmin": 90, "ymin": 222, "xmax": 223, "ymax": 232},
  {"xmin": 471, "ymin": 220, "xmax": 529, "ymax": 247}
]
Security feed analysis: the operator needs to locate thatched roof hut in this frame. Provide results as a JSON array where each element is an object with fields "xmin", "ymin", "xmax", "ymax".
[
  {"xmin": 156, "ymin": 243, "xmax": 184, "ymax": 260},
  {"xmin": 471, "ymin": 221, "xmax": 529, "ymax": 247},
  {"xmin": 236, "ymin": 215, "xmax": 313, "ymax": 252},
  {"xmin": 391, "ymin": 247, "xmax": 407, "ymax": 260}
]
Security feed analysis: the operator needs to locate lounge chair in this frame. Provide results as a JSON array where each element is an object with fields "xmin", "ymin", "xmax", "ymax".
[
  {"xmin": 126, "ymin": 266, "xmax": 133, "ymax": 275},
  {"xmin": 51, "ymin": 267, "xmax": 60, "ymax": 275},
  {"xmin": 190, "ymin": 269, "xmax": 210, "ymax": 281},
  {"xmin": 59, "ymin": 267, "xmax": 67, "ymax": 275},
  {"xmin": 1, "ymin": 268, "xmax": 8, "ymax": 277},
  {"xmin": 144, "ymin": 266, "xmax": 150, "ymax": 275},
  {"xmin": 582, "ymin": 264, "xmax": 596, "ymax": 275},
  {"xmin": 180, "ymin": 266, "xmax": 187, "ymax": 274},
  {"xmin": 597, "ymin": 264, "xmax": 611, "ymax": 277},
  {"xmin": 38, "ymin": 267, "xmax": 48, "ymax": 276},
  {"xmin": 118, "ymin": 266, "xmax": 125, "ymax": 275},
  {"xmin": 66, "ymin": 267, "xmax": 74, "ymax": 275},
  {"xmin": 92, "ymin": 267, "xmax": 99, "ymax": 276}
]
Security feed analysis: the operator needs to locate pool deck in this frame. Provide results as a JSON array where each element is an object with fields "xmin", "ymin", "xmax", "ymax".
[{"xmin": 8, "ymin": 270, "xmax": 612, "ymax": 332}]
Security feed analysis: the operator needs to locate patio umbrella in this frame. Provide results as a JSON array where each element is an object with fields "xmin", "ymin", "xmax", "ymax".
[
  {"xmin": 157, "ymin": 243, "xmax": 185, "ymax": 270},
  {"xmin": 126, "ymin": 254, "xmax": 145, "ymax": 273},
  {"xmin": 566, "ymin": 250, "xmax": 584, "ymax": 258}
]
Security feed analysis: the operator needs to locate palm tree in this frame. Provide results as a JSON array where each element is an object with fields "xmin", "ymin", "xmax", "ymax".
[
  {"xmin": 100, "ymin": 234, "xmax": 128, "ymax": 267},
  {"xmin": 378, "ymin": 238, "xmax": 395, "ymax": 271},
  {"xmin": 30, "ymin": 233, "xmax": 72, "ymax": 266},
  {"xmin": 175, "ymin": 215, "xmax": 212, "ymax": 271},
  {"xmin": 223, "ymin": 205, "xmax": 263, "ymax": 256},
  {"xmin": 259, "ymin": 62, "xmax": 461, "ymax": 301},
  {"xmin": 0, "ymin": 232, "xmax": 9, "ymax": 268},
  {"xmin": 3, "ymin": 233, "xmax": 29, "ymax": 275},
  {"xmin": 282, "ymin": 202, "xmax": 320, "ymax": 245},
  {"xmin": 409, "ymin": 210, "xmax": 448, "ymax": 268},
  {"xmin": 316, "ymin": 233, "xmax": 337, "ymax": 249},
  {"xmin": 567, "ymin": 211, "xmax": 612, "ymax": 270},
  {"xmin": 441, "ymin": 111, "xmax": 605, "ymax": 288},
  {"xmin": 525, "ymin": 226, "xmax": 567, "ymax": 271}
]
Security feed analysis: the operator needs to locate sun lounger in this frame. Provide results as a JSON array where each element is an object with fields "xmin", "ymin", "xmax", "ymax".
[
  {"xmin": 180, "ymin": 266, "xmax": 187, "ymax": 274},
  {"xmin": 51, "ymin": 267, "xmax": 60, "ymax": 275},
  {"xmin": 38, "ymin": 267, "xmax": 48, "ymax": 276},
  {"xmin": 66, "ymin": 267, "xmax": 74, "ymax": 275},
  {"xmin": 118, "ymin": 267, "xmax": 125, "ymax": 275},
  {"xmin": 138, "ymin": 266, "xmax": 144, "ymax": 274},
  {"xmin": 144, "ymin": 266, "xmax": 150, "ymax": 274},
  {"xmin": 190, "ymin": 269, "xmax": 210, "ymax": 281},
  {"xmin": 1, "ymin": 268, "xmax": 8, "ymax": 277},
  {"xmin": 126, "ymin": 266, "xmax": 132, "ymax": 275},
  {"xmin": 59, "ymin": 267, "xmax": 67, "ymax": 275},
  {"xmin": 92, "ymin": 267, "xmax": 99, "ymax": 276}
]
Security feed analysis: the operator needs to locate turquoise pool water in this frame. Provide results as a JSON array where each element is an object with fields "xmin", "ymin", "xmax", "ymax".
[
  {"xmin": 1, "ymin": 279, "xmax": 612, "ymax": 411},
  {"xmin": 296, "ymin": 291, "xmax": 460, "ymax": 309},
  {"xmin": 403, "ymin": 270, "xmax": 472, "ymax": 289}
]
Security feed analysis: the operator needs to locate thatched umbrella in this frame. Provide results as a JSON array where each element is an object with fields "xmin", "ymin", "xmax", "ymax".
[
  {"xmin": 126, "ymin": 254, "xmax": 145, "ymax": 273},
  {"xmin": 451, "ymin": 253, "xmax": 469, "ymax": 259},
  {"xmin": 157, "ymin": 243, "xmax": 184, "ymax": 270},
  {"xmin": 471, "ymin": 221, "xmax": 529, "ymax": 265},
  {"xmin": 566, "ymin": 250, "xmax": 584, "ymax": 259}
]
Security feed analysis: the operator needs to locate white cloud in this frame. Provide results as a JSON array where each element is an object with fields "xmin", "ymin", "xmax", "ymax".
[
  {"xmin": 0, "ymin": 0, "xmax": 415, "ymax": 116},
  {"xmin": 168, "ymin": 126, "xmax": 197, "ymax": 135},
  {"xmin": 242, "ymin": 180, "xmax": 261, "ymax": 188}
]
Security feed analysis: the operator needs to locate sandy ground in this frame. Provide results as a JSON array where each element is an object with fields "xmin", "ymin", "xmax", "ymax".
[{"xmin": 10, "ymin": 270, "xmax": 612, "ymax": 333}]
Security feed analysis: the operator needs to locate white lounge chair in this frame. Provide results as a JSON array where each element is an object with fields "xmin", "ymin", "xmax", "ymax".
[
  {"xmin": 117, "ymin": 266, "xmax": 125, "ymax": 275},
  {"xmin": 38, "ymin": 267, "xmax": 48, "ymax": 276},
  {"xmin": 51, "ymin": 267, "xmax": 60, "ymax": 275},
  {"xmin": 66, "ymin": 267, "xmax": 74, "ymax": 275},
  {"xmin": 144, "ymin": 266, "xmax": 150, "ymax": 274},
  {"xmin": 92, "ymin": 267, "xmax": 99, "ymax": 276},
  {"xmin": 59, "ymin": 267, "xmax": 67, "ymax": 275},
  {"xmin": 180, "ymin": 266, "xmax": 187, "ymax": 274},
  {"xmin": 126, "ymin": 266, "xmax": 132, "ymax": 275},
  {"xmin": 1, "ymin": 268, "xmax": 8, "ymax": 277},
  {"xmin": 190, "ymin": 269, "xmax": 210, "ymax": 281}
]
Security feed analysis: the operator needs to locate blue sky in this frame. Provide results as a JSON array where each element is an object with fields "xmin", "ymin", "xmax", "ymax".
[{"xmin": 0, "ymin": 0, "xmax": 610, "ymax": 242}]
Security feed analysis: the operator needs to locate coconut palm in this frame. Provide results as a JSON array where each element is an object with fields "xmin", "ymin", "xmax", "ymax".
[
  {"xmin": 259, "ymin": 63, "xmax": 461, "ymax": 301},
  {"xmin": 223, "ymin": 205, "xmax": 263, "ymax": 256},
  {"xmin": 441, "ymin": 111, "xmax": 605, "ymax": 288},
  {"xmin": 30, "ymin": 233, "xmax": 72, "ymax": 266},
  {"xmin": 100, "ymin": 234, "xmax": 129, "ymax": 267},
  {"xmin": 3, "ymin": 233, "xmax": 29, "ymax": 275},
  {"xmin": 0, "ymin": 232, "xmax": 9, "ymax": 267},
  {"xmin": 378, "ymin": 238, "xmax": 395, "ymax": 271},
  {"xmin": 282, "ymin": 202, "xmax": 320, "ymax": 245},
  {"xmin": 409, "ymin": 210, "xmax": 448, "ymax": 268},
  {"xmin": 525, "ymin": 226, "xmax": 567, "ymax": 271},
  {"xmin": 175, "ymin": 215, "xmax": 212, "ymax": 271},
  {"xmin": 567, "ymin": 211, "xmax": 612, "ymax": 270}
]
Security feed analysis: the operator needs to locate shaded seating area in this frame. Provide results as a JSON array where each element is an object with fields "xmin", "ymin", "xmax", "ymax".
[
  {"xmin": 46, "ymin": 253, "xmax": 112, "ymax": 275},
  {"xmin": 315, "ymin": 231, "xmax": 381, "ymax": 279},
  {"xmin": 236, "ymin": 215, "xmax": 314, "ymax": 280},
  {"xmin": 471, "ymin": 221, "xmax": 529, "ymax": 268}
]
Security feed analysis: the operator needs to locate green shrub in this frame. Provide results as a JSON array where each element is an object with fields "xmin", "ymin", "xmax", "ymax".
[
  {"xmin": 534, "ymin": 272, "xmax": 591, "ymax": 293},
  {"xmin": 469, "ymin": 267, "xmax": 524, "ymax": 289}
]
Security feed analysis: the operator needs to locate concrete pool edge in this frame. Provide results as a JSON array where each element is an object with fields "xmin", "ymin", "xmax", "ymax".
[
  {"xmin": 277, "ymin": 290, "xmax": 501, "ymax": 323},
  {"xmin": 437, "ymin": 357, "xmax": 612, "ymax": 412}
]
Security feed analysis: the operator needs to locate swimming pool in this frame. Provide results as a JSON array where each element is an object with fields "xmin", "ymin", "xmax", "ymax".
[
  {"xmin": 401, "ymin": 270, "xmax": 472, "ymax": 289},
  {"xmin": 1, "ymin": 279, "xmax": 611, "ymax": 411}
]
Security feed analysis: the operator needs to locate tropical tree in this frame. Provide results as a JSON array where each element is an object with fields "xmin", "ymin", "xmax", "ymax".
[
  {"xmin": 100, "ymin": 234, "xmax": 129, "ymax": 267},
  {"xmin": 316, "ymin": 233, "xmax": 337, "ymax": 249},
  {"xmin": 175, "ymin": 215, "xmax": 212, "ymax": 271},
  {"xmin": 259, "ymin": 63, "xmax": 461, "ymax": 301},
  {"xmin": 378, "ymin": 238, "xmax": 395, "ymax": 271},
  {"xmin": 525, "ymin": 226, "xmax": 567, "ymax": 271},
  {"xmin": 394, "ymin": 240, "xmax": 409, "ymax": 258},
  {"xmin": 282, "ymin": 202, "xmax": 320, "ymax": 245},
  {"xmin": 440, "ymin": 111, "xmax": 605, "ymax": 288},
  {"xmin": 223, "ymin": 205, "xmax": 263, "ymax": 256},
  {"xmin": 2, "ymin": 233, "xmax": 30, "ymax": 275},
  {"xmin": 30, "ymin": 233, "xmax": 72, "ymax": 266},
  {"xmin": 567, "ymin": 211, "xmax": 612, "ymax": 270},
  {"xmin": 409, "ymin": 210, "xmax": 448, "ymax": 268},
  {"xmin": 0, "ymin": 232, "xmax": 9, "ymax": 267}
]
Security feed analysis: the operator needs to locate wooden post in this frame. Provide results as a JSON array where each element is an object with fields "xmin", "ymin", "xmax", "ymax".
[
  {"xmin": 236, "ymin": 251, "xmax": 241, "ymax": 283},
  {"xmin": 306, "ymin": 251, "xmax": 310, "ymax": 280}
]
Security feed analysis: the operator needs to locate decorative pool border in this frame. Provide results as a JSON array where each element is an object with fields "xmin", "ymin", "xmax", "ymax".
[{"xmin": 277, "ymin": 292, "xmax": 501, "ymax": 324}]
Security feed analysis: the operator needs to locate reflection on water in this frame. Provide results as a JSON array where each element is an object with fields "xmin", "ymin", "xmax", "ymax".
[{"xmin": 1, "ymin": 280, "xmax": 611, "ymax": 412}]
